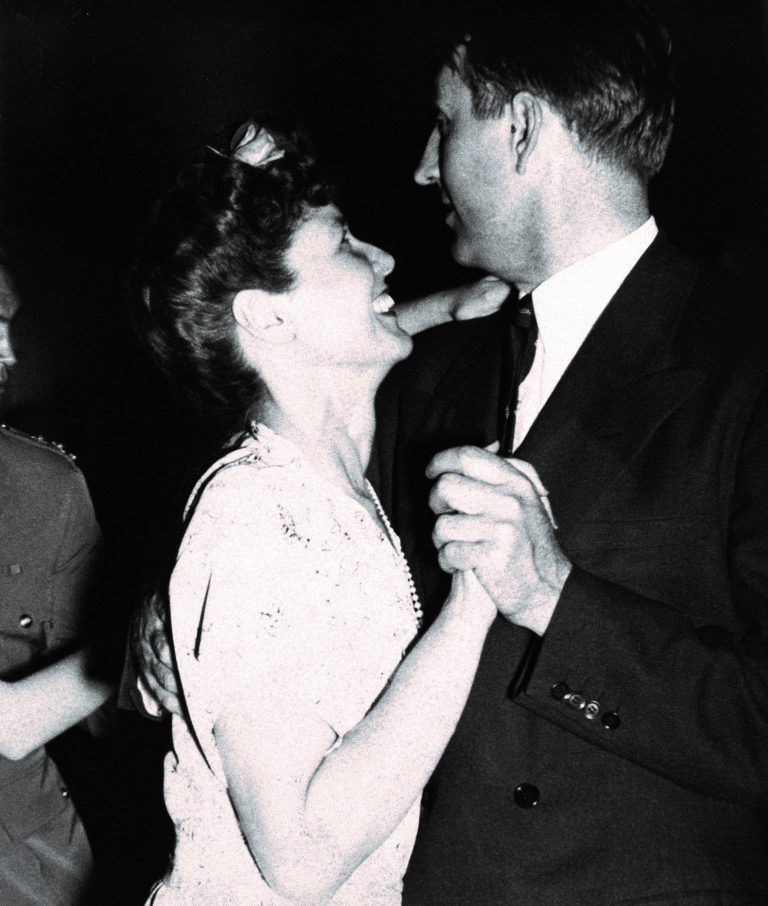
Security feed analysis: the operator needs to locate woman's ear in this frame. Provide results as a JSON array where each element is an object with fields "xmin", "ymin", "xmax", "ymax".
[
  {"xmin": 232, "ymin": 289, "xmax": 295, "ymax": 345},
  {"xmin": 508, "ymin": 91, "xmax": 543, "ymax": 176}
]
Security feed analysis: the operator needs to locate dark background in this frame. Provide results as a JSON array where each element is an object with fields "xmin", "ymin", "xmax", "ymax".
[
  {"xmin": 1, "ymin": 1, "xmax": 768, "ymax": 901},
  {"xmin": 2, "ymin": 0, "xmax": 768, "ymax": 542}
]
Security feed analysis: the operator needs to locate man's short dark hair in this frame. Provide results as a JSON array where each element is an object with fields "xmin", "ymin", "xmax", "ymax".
[{"xmin": 448, "ymin": 0, "xmax": 674, "ymax": 179}]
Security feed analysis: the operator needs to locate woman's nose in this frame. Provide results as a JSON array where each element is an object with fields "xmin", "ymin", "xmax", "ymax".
[
  {"xmin": 368, "ymin": 244, "xmax": 395, "ymax": 279},
  {"xmin": 414, "ymin": 128, "xmax": 440, "ymax": 187}
]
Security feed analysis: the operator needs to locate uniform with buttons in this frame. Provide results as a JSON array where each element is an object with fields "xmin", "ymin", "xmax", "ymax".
[{"xmin": 0, "ymin": 424, "xmax": 103, "ymax": 905}]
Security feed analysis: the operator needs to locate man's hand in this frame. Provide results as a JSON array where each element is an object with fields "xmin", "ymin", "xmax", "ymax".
[
  {"xmin": 427, "ymin": 446, "xmax": 572, "ymax": 636},
  {"xmin": 130, "ymin": 585, "xmax": 182, "ymax": 716}
]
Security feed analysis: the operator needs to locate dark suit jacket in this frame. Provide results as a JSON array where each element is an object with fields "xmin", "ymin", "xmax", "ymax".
[{"xmin": 375, "ymin": 236, "xmax": 768, "ymax": 905}]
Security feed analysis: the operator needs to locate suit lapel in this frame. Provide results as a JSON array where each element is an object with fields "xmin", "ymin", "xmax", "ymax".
[
  {"xmin": 393, "ymin": 307, "xmax": 508, "ymax": 482},
  {"xmin": 432, "ymin": 308, "xmax": 509, "ymax": 450},
  {"xmin": 389, "ymin": 237, "xmax": 707, "ymax": 616},
  {"xmin": 390, "ymin": 311, "xmax": 508, "ymax": 615},
  {"xmin": 516, "ymin": 235, "xmax": 705, "ymax": 533}
]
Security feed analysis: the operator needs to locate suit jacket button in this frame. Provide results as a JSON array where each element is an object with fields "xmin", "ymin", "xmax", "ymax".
[
  {"xmin": 601, "ymin": 710, "xmax": 621, "ymax": 730},
  {"xmin": 19, "ymin": 614, "xmax": 33, "ymax": 629},
  {"xmin": 568, "ymin": 692, "xmax": 586, "ymax": 711},
  {"xmin": 551, "ymin": 682, "xmax": 570, "ymax": 701},
  {"xmin": 513, "ymin": 783, "xmax": 540, "ymax": 809},
  {"xmin": 584, "ymin": 700, "xmax": 601, "ymax": 720}
]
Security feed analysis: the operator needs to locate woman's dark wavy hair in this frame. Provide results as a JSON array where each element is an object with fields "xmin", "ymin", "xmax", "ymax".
[
  {"xmin": 445, "ymin": 0, "xmax": 674, "ymax": 180},
  {"xmin": 133, "ymin": 123, "xmax": 333, "ymax": 433}
]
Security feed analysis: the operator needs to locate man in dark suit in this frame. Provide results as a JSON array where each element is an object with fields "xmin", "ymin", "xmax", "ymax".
[{"xmin": 375, "ymin": 1, "xmax": 768, "ymax": 903}]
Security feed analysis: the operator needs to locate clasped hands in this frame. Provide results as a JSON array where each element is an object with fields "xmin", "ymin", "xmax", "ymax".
[
  {"xmin": 428, "ymin": 445, "xmax": 572, "ymax": 637},
  {"xmin": 131, "ymin": 444, "xmax": 572, "ymax": 716}
]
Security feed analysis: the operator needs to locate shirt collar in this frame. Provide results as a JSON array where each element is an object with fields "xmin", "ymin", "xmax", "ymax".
[{"xmin": 530, "ymin": 217, "xmax": 658, "ymax": 369}]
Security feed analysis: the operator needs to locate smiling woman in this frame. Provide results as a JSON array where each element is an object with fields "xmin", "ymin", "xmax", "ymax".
[
  {"xmin": 231, "ymin": 203, "xmax": 409, "ymax": 374},
  {"xmin": 133, "ymin": 121, "xmax": 501, "ymax": 906}
]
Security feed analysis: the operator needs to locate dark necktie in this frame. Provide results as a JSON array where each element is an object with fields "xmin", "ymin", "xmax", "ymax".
[{"xmin": 500, "ymin": 293, "xmax": 538, "ymax": 456}]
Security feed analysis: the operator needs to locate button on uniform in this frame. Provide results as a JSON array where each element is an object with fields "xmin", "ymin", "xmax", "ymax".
[
  {"xmin": 513, "ymin": 783, "xmax": 540, "ymax": 809},
  {"xmin": 568, "ymin": 692, "xmax": 586, "ymax": 711},
  {"xmin": 602, "ymin": 710, "xmax": 621, "ymax": 730},
  {"xmin": 584, "ymin": 701, "xmax": 601, "ymax": 720},
  {"xmin": 19, "ymin": 613, "xmax": 33, "ymax": 629},
  {"xmin": 551, "ymin": 681, "xmax": 570, "ymax": 701}
]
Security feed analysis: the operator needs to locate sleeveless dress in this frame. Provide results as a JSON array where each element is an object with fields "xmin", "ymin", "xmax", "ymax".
[{"xmin": 148, "ymin": 424, "xmax": 421, "ymax": 905}]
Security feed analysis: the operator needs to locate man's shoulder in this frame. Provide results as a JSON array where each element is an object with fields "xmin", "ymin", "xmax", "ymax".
[
  {"xmin": 618, "ymin": 232, "xmax": 768, "ymax": 371},
  {"xmin": 413, "ymin": 309, "xmax": 504, "ymax": 356},
  {"xmin": 388, "ymin": 310, "xmax": 506, "ymax": 394},
  {"xmin": 676, "ymin": 256, "xmax": 768, "ymax": 371},
  {"xmin": 0, "ymin": 423, "xmax": 83, "ymax": 486}
]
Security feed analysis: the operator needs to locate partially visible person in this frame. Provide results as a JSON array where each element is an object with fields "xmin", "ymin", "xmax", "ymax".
[
  {"xmin": 132, "ymin": 121, "xmax": 502, "ymax": 905},
  {"xmin": 0, "ymin": 261, "xmax": 113, "ymax": 906},
  {"xmin": 0, "ymin": 646, "xmax": 112, "ymax": 761},
  {"xmin": 0, "ymin": 262, "xmax": 16, "ymax": 404}
]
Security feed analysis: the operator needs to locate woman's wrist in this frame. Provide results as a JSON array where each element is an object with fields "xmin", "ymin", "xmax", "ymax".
[
  {"xmin": 443, "ymin": 571, "xmax": 497, "ymax": 633},
  {"xmin": 394, "ymin": 293, "xmax": 451, "ymax": 336}
]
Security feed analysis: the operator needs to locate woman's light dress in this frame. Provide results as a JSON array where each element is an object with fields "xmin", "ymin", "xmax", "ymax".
[{"xmin": 148, "ymin": 424, "xmax": 421, "ymax": 905}]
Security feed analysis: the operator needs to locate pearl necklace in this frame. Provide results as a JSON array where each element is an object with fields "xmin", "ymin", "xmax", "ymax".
[
  {"xmin": 244, "ymin": 422, "xmax": 423, "ymax": 629},
  {"xmin": 365, "ymin": 480, "xmax": 423, "ymax": 629}
]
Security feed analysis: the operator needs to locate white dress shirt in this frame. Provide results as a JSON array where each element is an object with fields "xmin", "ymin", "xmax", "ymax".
[{"xmin": 513, "ymin": 216, "xmax": 658, "ymax": 449}]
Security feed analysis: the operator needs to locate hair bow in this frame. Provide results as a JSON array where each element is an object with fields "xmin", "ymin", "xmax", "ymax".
[{"xmin": 229, "ymin": 121, "xmax": 285, "ymax": 168}]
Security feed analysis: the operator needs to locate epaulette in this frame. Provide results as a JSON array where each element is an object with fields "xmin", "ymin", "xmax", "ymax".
[{"xmin": 0, "ymin": 423, "xmax": 77, "ymax": 462}]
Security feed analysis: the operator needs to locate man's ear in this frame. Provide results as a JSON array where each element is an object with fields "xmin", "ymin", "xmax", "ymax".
[
  {"xmin": 509, "ymin": 91, "xmax": 543, "ymax": 176},
  {"xmin": 232, "ymin": 288, "xmax": 295, "ymax": 345}
]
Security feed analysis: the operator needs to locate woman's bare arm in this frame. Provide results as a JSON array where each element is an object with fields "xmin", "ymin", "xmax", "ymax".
[
  {"xmin": 394, "ymin": 276, "xmax": 509, "ymax": 335},
  {"xmin": 216, "ymin": 571, "xmax": 495, "ymax": 905}
]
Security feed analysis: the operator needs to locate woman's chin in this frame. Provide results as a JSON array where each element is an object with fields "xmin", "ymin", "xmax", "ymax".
[
  {"xmin": 361, "ymin": 327, "xmax": 412, "ymax": 377},
  {"xmin": 394, "ymin": 330, "xmax": 414, "ymax": 360},
  {"xmin": 379, "ymin": 317, "xmax": 413, "ymax": 358}
]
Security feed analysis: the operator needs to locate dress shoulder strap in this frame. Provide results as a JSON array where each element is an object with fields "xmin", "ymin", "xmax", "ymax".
[{"xmin": 183, "ymin": 446, "xmax": 263, "ymax": 522}]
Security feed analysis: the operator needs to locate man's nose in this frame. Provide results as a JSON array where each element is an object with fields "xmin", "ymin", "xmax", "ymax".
[{"xmin": 414, "ymin": 128, "xmax": 440, "ymax": 187}]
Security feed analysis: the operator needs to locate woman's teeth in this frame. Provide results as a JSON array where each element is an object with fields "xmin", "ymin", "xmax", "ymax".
[{"xmin": 373, "ymin": 293, "xmax": 395, "ymax": 314}]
